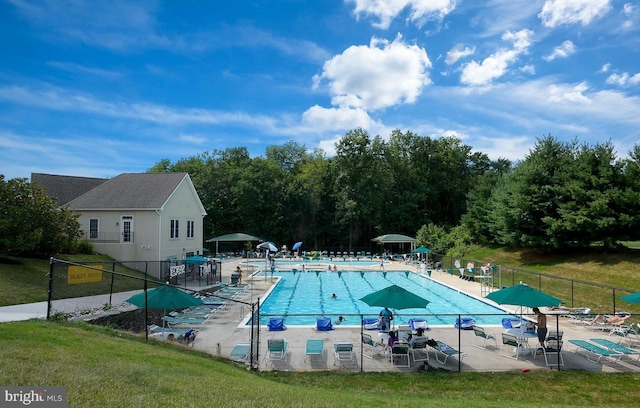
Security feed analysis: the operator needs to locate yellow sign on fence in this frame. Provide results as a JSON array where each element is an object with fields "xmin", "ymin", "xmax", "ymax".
[{"xmin": 68, "ymin": 265, "xmax": 103, "ymax": 284}]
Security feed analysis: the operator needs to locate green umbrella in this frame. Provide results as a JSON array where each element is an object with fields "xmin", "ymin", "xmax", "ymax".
[
  {"xmin": 360, "ymin": 284, "xmax": 430, "ymax": 314},
  {"xmin": 411, "ymin": 246, "xmax": 432, "ymax": 254},
  {"xmin": 126, "ymin": 285, "xmax": 203, "ymax": 310},
  {"xmin": 183, "ymin": 255, "xmax": 209, "ymax": 265},
  {"xmin": 360, "ymin": 285, "xmax": 430, "ymax": 330},
  {"xmin": 486, "ymin": 283, "xmax": 560, "ymax": 308},
  {"xmin": 621, "ymin": 292, "xmax": 640, "ymax": 304}
]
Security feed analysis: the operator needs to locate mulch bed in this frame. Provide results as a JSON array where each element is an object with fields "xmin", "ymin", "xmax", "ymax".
[{"xmin": 88, "ymin": 309, "xmax": 166, "ymax": 333}]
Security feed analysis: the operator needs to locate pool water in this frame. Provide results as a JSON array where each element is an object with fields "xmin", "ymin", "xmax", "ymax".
[{"xmin": 255, "ymin": 270, "xmax": 510, "ymax": 326}]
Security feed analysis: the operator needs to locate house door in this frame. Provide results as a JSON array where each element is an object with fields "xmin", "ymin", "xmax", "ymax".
[{"xmin": 121, "ymin": 216, "xmax": 133, "ymax": 243}]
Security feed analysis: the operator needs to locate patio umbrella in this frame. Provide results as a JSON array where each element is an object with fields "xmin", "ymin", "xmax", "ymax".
[
  {"xmin": 126, "ymin": 285, "xmax": 203, "ymax": 310},
  {"xmin": 485, "ymin": 283, "xmax": 561, "ymax": 309},
  {"xmin": 411, "ymin": 245, "xmax": 432, "ymax": 261},
  {"xmin": 621, "ymin": 292, "xmax": 640, "ymax": 304},
  {"xmin": 359, "ymin": 284, "xmax": 430, "ymax": 329},
  {"xmin": 126, "ymin": 285, "xmax": 203, "ymax": 337},
  {"xmin": 292, "ymin": 241, "xmax": 303, "ymax": 251},
  {"xmin": 183, "ymin": 255, "xmax": 209, "ymax": 264},
  {"xmin": 257, "ymin": 241, "xmax": 277, "ymax": 252}
]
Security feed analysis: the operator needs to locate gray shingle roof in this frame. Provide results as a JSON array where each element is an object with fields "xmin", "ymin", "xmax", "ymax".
[
  {"xmin": 67, "ymin": 172, "xmax": 189, "ymax": 210},
  {"xmin": 31, "ymin": 173, "xmax": 108, "ymax": 206}
]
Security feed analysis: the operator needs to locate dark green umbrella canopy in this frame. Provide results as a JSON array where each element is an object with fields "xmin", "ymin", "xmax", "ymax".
[
  {"xmin": 126, "ymin": 285, "xmax": 203, "ymax": 310},
  {"xmin": 486, "ymin": 283, "xmax": 560, "ymax": 308},
  {"xmin": 411, "ymin": 246, "xmax": 432, "ymax": 253},
  {"xmin": 359, "ymin": 284, "xmax": 430, "ymax": 310},
  {"xmin": 621, "ymin": 292, "xmax": 640, "ymax": 304}
]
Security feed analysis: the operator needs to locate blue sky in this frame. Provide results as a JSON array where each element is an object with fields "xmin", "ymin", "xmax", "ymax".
[{"xmin": 1, "ymin": 0, "xmax": 639, "ymax": 180}]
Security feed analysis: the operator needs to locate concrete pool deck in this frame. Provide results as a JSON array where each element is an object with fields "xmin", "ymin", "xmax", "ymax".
[{"xmin": 190, "ymin": 259, "xmax": 640, "ymax": 373}]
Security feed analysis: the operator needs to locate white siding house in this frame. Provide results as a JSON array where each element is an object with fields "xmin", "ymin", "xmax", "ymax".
[{"xmin": 34, "ymin": 172, "xmax": 207, "ymax": 263}]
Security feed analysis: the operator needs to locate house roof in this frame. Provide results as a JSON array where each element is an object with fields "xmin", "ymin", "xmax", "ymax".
[
  {"xmin": 67, "ymin": 172, "xmax": 196, "ymax": 210},
  {"xmin": 31, "ymin": 173, "xmax": 108, "ymax": 206}
]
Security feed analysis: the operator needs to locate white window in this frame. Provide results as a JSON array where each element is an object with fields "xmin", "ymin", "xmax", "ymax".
[
  {"xmin": 89, "ymin": 218, "xmax": 99, "ymax": 239},
  {"xmin": 170, "ymin": 219, "xmax": 180, "ymax": 239},
  {"xmin": 186, "ymin": 220, "xmax": 195, "ymax": 239}
]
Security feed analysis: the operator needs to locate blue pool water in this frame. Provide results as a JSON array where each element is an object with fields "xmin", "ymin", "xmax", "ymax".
[{"xmin": 255, "ymin": 270, "xmax": 510, "ymax": 326}]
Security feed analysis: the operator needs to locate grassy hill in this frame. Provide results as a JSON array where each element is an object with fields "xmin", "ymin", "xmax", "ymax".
[{"xmin": 1, "ymin": 320, "xmax": 639, "ymax": 407}]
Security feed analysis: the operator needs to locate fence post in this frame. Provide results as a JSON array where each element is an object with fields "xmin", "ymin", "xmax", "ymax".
[{"xmin": 47, "ymin": 257, "xmax": 54, "ymax": 320}]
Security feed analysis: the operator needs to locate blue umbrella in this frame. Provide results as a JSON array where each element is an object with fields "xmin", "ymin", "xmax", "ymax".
[{"xmin": 292, "ymin": 241, "xmax": 303, "ymax": 250}]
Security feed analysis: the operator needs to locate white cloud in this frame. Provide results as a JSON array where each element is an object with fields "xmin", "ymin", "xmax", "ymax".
[
  {"xmin": 0, "ymin": 84, "xmax": 279, "ymax": 129},
  {"xmin": 312, "ymin": 34, "xmax": 432, "ymax": 110},
  {"xmin": 459, "ymin": 29, "xmax": 533, "ymax": 86},
  {"xmin": 301, "ymin": 106, "xmax": 375, "ymax": 130},
  {"xmin": 445, "ymin": 44, "xmax": 475, "ymax": 65},
  {"xmin": 606, "ymin": 72, "xmax": 640, "ymax": 87},
  {"xmin": 521, "ymin": 65, "xmax": 536, "ymax": 75},
  {"xmin": 600, "ymin": 63, "xmax": 611, "ymax": 73},
  {"xmin": 347, "ymin": 0, "xmax": 458, "ymax": 29},
  {"xmin": 548, "ymin": 82, "xmax": 591, "ymax": 104},
  {"xmin": 544, "ymin": 40, "xmax": 576, "ymax": 61},
  {"xmin": 539, "ymin": 0, "xmax": 611, "ymax": 28},
  {"xmin": 46, "ymin": 61, "xmax": 123, "ymax": 78}
]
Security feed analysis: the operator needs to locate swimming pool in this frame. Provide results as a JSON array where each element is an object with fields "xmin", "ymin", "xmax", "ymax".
[{"xmin": 254, "ymin": 270, "xmax": 511, "ymax": 326}]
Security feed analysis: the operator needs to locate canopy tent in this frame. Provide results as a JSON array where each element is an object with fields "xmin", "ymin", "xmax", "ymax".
[
  {"xmin": 205, "ymin": 232, "xmax": 263, "ymax": 256},
  {"xmin": 372, "ymin": 234, "xmax": 417, "ymax": 254}
]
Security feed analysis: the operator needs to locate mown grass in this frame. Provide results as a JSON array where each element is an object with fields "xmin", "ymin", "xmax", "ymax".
[
  {"xmin": 1, "ymin": 320, "xmax": 639, "ymax": 408},
  {"xmin": 0, "ymin": 255, "xmax": 157, "ymax": 307},
  {"xmin": 465, "ymin": 246, "xmax": 640, "ymax": 314}
]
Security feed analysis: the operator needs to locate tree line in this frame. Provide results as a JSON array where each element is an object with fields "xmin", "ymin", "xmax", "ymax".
[
  {"xmin": 149, "ymin": 131, "xmax": 640, "ymax": 253},
  {"xmin": 2, "ymin": 130, "xmax": 639, "ymax": 257}
]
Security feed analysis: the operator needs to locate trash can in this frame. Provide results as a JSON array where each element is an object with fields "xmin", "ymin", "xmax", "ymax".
[{"xmin": 231, "ymin": 273, "xmax": 239, "ymax": 284}]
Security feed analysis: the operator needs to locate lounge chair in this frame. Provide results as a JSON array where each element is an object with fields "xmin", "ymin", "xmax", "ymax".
[
  {"xmin": 316, "ymin": 317, "xmax": 333, "ymax": 331},
  {"xmin": 267, "ymin": 338, "xmax": 289, "ymax": 365},
  {"xmin": 535, "ymin": 339, "xmax": 564, "ymax": 367},
  {"xmin": 568, "ymin": 339, "xmax": 623, "ymax": 363},
  {"xmin": 267, "ymin": 317, "xmax": 286, "ymax": 331},
  {"xmin": 408, "ymin": 318, "xmax": 428, "ymax": 332},
  {"xmin": 590, "ymin": 338, "xmax": 640, "ymax": 361},
  {"xmin": 410, "ymin": 337, "xmax": 429, "ymax": 366},
  {"xmin": 304, "ymin": 338, "xmax": 326, "ymax": 365},
  {"xmin": 148, "ymin": 324, "xmax": 191, "ymax": 336},
  {"xmin": 362, "ymin": 333, "xmax": 384, "ymax": 358},
  {"xmin": 500, "ymin": 333, "xmax": 527, "ymax": 360},
  {"xmin": 391, "ymin": 343, "xmax": 411, "ymax": 368},
  {"xmin": 429, "ymin": 339, "xmax": 467, "ymax": 365},
  {"xmin": 333, "ymin": 341, "xmax": 356, "ymax": 367},
  {"xmin": 230, "ymin": 343, "xmax": 251, "ymax": 362},
  {"xmin": 472, "ymin": 326, "xmax": 497, "ymax": 349},
  {"xmin": 161, "ymin": 315, "xmax": 206, "ymax": 328},
  {"xmin": 609, "ymin": 322, "xmax": 640, "ymax": 347}
]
